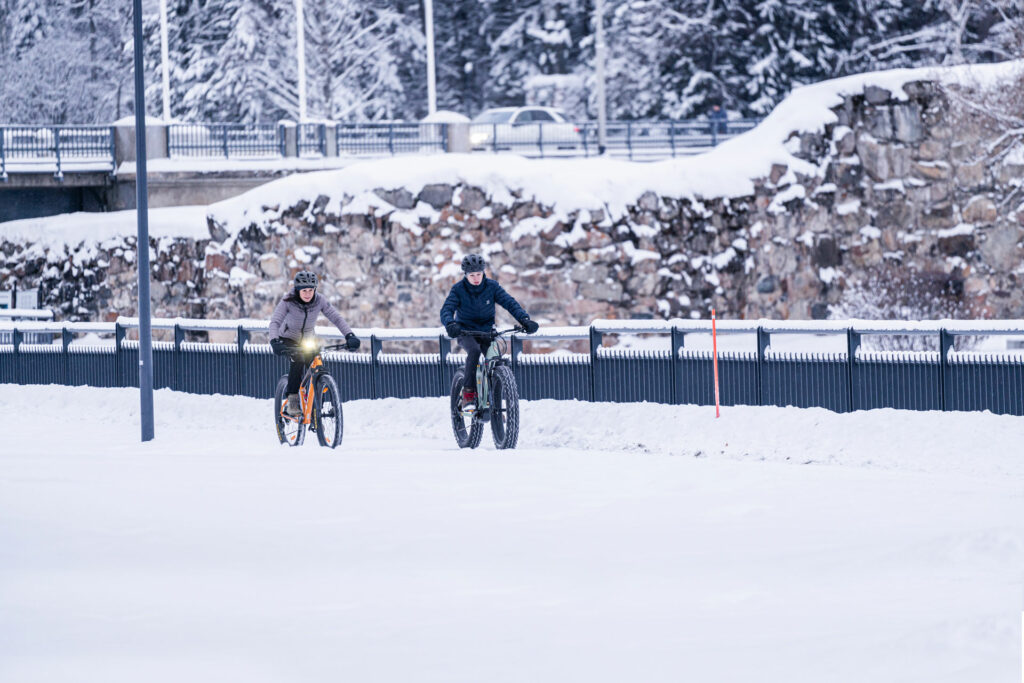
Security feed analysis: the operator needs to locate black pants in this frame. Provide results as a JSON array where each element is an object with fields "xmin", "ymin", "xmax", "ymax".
[
  {"xmin": 459, "ymin": 335, "xmax": 491, "ymax": 392},
  {"xmin": 285, "ymin": 349, "xmax": 316, "ymax": 394}
]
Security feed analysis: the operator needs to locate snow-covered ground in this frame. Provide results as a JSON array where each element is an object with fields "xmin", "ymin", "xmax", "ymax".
[{"xmin": 1, "ymin": 385, "xmax": 1021, "ymax": 682}]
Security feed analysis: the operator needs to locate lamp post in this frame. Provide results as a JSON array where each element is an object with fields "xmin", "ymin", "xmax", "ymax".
[
  {"xmin": 132, "ymin": 0, "xmax": 155, "ymax": 441},
  {"xmin": 424, "ymin": 0, "xmax": 437, "ymax": 115},
  {"xmin": 295, "ymin": 0, "xmax": 307, "ymax": 120},
  {"xmin": 595, "ymin": 0, "xmax": 607, "ymax": 154},
  {"xmin": 158, "ymin": 0, "xmax": 171, "ymax": 120}
]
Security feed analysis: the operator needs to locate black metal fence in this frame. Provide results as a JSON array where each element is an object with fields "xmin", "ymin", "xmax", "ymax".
[
  {"xmin": 2, "ymin": 318, "xmax": 1024, "ymax": 416},
  {"xmin": 0, "ymin": 125, "xmax": 115, "ymax": 179}
]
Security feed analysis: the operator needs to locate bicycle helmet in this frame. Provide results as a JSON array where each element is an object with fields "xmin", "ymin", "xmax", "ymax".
[
  {"xmin": 461, "ymin": 254, "xmax": 486, "ymax": 273},
  {"xmin": 294, "ymin": 270, "xmax": 318, "ymax": 289}
]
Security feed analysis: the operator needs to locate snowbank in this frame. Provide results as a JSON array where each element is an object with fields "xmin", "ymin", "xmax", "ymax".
[{"xmin": 0, "ymin": 206, "xmax": 210, "ymax": 249}]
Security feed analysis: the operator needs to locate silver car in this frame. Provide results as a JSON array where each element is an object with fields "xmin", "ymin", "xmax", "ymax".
[{"xmin": 469, "ymin": 106, "xmax": 583, "ymax": 151}]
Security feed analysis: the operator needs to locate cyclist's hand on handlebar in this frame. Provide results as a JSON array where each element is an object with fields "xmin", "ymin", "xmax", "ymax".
[
  {"xmin": 270, "ymin": 337, "xmax": 291, "ymax": 356},
  {"xmin": 445, "ymin": 322, "xmax": 462, "ymax": 339},
  {"xmin": 345, "ymin": 332, "xmax": 361, "ymax": 350},
  {"xmin": 518, "ymin": 318, "xmax": 539, "ymax": 334}
]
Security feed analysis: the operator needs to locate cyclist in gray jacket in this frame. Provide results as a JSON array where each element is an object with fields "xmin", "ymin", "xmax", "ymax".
[{"xmin": 270, "ymin": 270, "xmax": 360, "ymax": 415}]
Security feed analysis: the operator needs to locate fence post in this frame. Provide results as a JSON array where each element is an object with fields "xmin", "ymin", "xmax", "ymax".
[
  {"xmin": 589, "ymin": 326, "xmax": 603, "ymax": 402},
  {"xmin": 173, "ymin": 324, "xmax": 184, "ymax": 391},
  {"xmin": 537, "ymin": 123, "xmax": 544, "ymax": 158},
  {"xmin": 438, "ymin": 334, "xmax": 451, "ymax": 396},
  {"xmin": 370, "ymin": 334, "xmax": 382, "ymax": 398},
  {"xmin": 441, "ymin": 123, "xmax": 449, "ymax": 153},
  {"xmin": 53, "ymin": 126, "xmax": 63, "ymax": 180},
  {"xmin": 221, "ymin": 126, "xmax": 229, "ymax": 158},
  {"xmin": 756, "ymin": 326, "xmax": 769, "ymax": 406},
  {"xmin": 1, "ymin": 126, "xmax": 8, "ymax": 181},
  {"xmin": 115, "ymin": 322, "xmax": 125, "ymax": 387},
  {"xmin": 108, "ymin": 126, "xmax": 117, "ymax": 175},
  {"xmin": 939, "ymin": 329, "xmax": 953, "ymax": 411},
  {"xmin": 387, "ymin": 125, "xmax": 394, "ymax": 155},
  {"xmin": 236, "ymin": 325, "xmax": 249, "ymax": 396},
  {"xmin": 626, "ymin": 121, "xmax": 633, "ymax": 160},
  {"xmin": 711, "ymin": 123, "xmax": 718, "ymax": 147},
  {"xmin": 670, "ymin": 326, "xmax": 685, "ymax": 405},
  {"xmin": 492, "ymin": 124, "xmax": 498, "ymax": 153},
  {"xmin": 669, "ymin": 122, "xmax": 676, "ymax": 158},
  {"xmin": 62, "ymin": 326, "xmax": 72, "ymax": 386},
  {"xmin": 12, "ymin": 327, "xmax": 22, "ymax": 384},
  {"xmin": 846, "ymin": 328, "xmax": 861, "ymax": 413}
]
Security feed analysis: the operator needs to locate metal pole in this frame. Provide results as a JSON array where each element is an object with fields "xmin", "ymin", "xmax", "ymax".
[
  {"xmin": 295, "ymin": 0, "xmax": 307, "ymax": 121},
  {"xmin": 132, "ymin": 0, "xmax": 155, "ymax": 442},
  {"xmin": 158, "ymin": 0, "xmax": 171, "ymax": 120},
  {"xmin": 424, "ymin": 0, "xmax": 437, "ymax": 115},
  {"xmin": 594, "ymin": 0, "xmax": 607, "ymax": 154}
]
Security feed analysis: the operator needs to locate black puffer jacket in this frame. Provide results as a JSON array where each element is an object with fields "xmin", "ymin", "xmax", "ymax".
[{"xmin": 439, "ymin": 277, "xmax": 528, "ymax": 332}]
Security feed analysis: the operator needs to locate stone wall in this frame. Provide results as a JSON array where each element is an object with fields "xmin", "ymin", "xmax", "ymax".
[{"xmin": 3, "ymin": 76, "xmax": 1023, "ymax": 329}]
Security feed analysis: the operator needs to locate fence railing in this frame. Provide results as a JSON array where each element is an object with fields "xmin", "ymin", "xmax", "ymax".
[
  {"xmin": 0, "ymin": 125, "xmax": 115, "ymax": 179},
  {"xmin": 167, "ymin": 123, "xmax": 287, "ymax": 158},
  {"xmin": 0, "ymin": 117, "xmax": 763, "ymax": 174},
  {"xmin": 2, "ymin": 317, "xmax": 1023, "ymax": 415},
  {"xmin": 468, "ymin": 119, "xmax": 759, "ymax": 159}
]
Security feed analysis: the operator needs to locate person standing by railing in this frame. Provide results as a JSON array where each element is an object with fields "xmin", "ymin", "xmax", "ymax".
[
  {"xmin": 440, "ymin": 254, "xmax": 539, "ymax": 409},
  {"xmin": 708, "ymin": 104, "xmax": 729, "ymax": 138},
  {"xmin": 269, "ymin": 271, "xmax": 360, "ymax": 416}
]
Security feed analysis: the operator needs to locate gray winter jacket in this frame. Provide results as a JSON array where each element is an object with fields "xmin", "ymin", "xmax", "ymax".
[{"xmin": 268, "ymin": 293, "xmax": 353, "ymax": 341}]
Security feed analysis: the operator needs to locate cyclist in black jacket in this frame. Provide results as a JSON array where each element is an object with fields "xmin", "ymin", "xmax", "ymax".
[{"xmin": 440, "ymin": 254, "xmax": 539, "ymax": 407}]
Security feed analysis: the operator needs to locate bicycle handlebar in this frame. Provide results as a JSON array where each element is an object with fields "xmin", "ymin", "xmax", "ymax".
[{"xmin": 460, "ymin": 326, "xmax": 524, "ymax": 340}]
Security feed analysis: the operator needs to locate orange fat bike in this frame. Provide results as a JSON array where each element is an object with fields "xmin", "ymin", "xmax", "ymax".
[{"xmin": 274, "ymin": 338, "xmax": 347, "ymax": 449}]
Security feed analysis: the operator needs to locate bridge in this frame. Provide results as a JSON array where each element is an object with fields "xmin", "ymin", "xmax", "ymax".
[{"xmin": 0, "ymin": 118, "xmax": 758, "ymax": 223}]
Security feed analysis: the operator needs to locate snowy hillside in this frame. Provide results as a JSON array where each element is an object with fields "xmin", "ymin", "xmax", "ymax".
[{"xmin": 1, "ymin": 385, "xmax": 1022, "ymax": 682}]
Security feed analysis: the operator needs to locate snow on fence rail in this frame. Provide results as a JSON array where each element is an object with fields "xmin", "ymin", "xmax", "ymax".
[{"xmin": 1, "ymin": 317, "xmax": 1023, "ymax": 415}]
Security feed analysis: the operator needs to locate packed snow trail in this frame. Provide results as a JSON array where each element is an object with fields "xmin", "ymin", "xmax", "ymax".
[{"xmin": 1, "ymin": 385, "xmax": 1021, "ymax": 683}]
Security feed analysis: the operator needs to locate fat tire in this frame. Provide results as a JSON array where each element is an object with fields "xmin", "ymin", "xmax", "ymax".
[
  {"xmin": 489, "ymin": 364, "xmax": 520, "ymax": 450},
  {"xmin": 450, "ymin": 369, "xmax": 483, "ymax": 449},
  {"xmin": 275, "ymin": 375, "xmax": 305, "ymax": 447},
  {"xmin": 313, "ymin": 372, "xmax": 343, "ymax": 449}
]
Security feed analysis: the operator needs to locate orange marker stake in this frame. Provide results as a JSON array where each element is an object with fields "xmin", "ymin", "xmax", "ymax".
[{"xmin": 711, "ymin": 308, "xmax": 721, "ymax": 418}]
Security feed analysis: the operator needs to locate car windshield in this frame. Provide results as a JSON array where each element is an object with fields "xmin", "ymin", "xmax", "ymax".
[{"xmin": 472, "ymin": 110, "xmax": 514, "ymax": 123}]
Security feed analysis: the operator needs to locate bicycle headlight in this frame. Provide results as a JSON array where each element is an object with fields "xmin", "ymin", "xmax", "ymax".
[{"xmin": 301, "ymin": 338, "xmax": 317, "ymax": 352}]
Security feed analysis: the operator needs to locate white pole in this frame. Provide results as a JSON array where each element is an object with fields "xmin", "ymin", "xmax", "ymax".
[
  {"xmin": 424, "ymin": 0, "xmax": 437, "ymax": 115},
  {"xmin": 295, "ymin": 0, "xmax": 307, "ymax": 121},
  {"xmin": 158, "ymin": 0, "xmax": 170, "ymax": 120},
  {"xmin": 595, "ymin": 0, "xmax": 607, "ymax": 153}
]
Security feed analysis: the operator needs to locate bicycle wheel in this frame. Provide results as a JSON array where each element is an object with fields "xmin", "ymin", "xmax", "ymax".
[
  {"xmin": 489, "ymin": 364, "xmax": 520, "ymax": 450},
  {"xmin": 314, "ymin": 372, "xmax": 343, "ymax": 449},
  {"xmin": 275, "ymin": 375, "xmax": 306, "ymax": 447},
  {"xmin": 450, "ymin": 370, "xmax": 483, "ymax": 449}
]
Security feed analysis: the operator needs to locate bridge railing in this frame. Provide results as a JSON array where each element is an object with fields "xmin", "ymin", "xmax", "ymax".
[
  {"xmin": 0, "ymin": 125, "xmax": 115, "ymax": 179},
  {"xmin": 335, "ymin": 122, "xmax": 448, "ymax": 156},
  {"xmin": 2, "ymin": 316, "xmax": 1023, "ymax": 415},
  {"xmin": 167, "ymin": 123, "xmax": 287, "ymax": 158}
]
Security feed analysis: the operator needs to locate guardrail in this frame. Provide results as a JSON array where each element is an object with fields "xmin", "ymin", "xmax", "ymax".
[
  {"xmin": 0, "ymin": 125, "xmax": 115, "ymax": 179},
  {"xmin": 2, "ymin": 317, "xmax": 1023, "ymax": 415}
]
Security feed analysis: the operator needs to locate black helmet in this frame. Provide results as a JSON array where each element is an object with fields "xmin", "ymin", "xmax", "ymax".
[
  {"xmin": 294, "ymin": 270, "xmax": 318, "ymax": 289},
  {"xmin": 461, "ymin": 254, "xmax": 486, "ymax": 273}
]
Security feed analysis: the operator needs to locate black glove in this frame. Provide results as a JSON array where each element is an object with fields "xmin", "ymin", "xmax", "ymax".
[
  {"xmin": 270, "ymin": 337, "xmax": 291, "ymax": 356},
  {"xmin": 519, "ymin": 318, "xmax": 539, "ymax": 334},
  {"xmin": 445, "ymin": 322, "xmax": 462, "ymax": 339},
  {"xmin": 345, "ymin": 332, "xmax": 361, "ymax": 351}
]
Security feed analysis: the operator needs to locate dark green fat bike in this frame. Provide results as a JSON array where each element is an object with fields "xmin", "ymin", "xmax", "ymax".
[{"xmin": 450, "ymin": 327, "xmax": 522, "ymax": 450}]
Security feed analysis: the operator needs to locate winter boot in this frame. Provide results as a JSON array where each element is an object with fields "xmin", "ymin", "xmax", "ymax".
[{"xmin": 286, "ymin": 393, "xmax": 302, "ymax": 417}]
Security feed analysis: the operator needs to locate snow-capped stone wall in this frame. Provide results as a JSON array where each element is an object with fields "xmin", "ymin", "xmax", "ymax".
[{"xmin": 2, "ymin": 63, "xmax": 1023, "ymax": 327}]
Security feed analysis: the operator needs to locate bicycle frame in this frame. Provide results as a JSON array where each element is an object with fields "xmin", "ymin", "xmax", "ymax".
[
  {"xmin": 464, "ymin": 328, "xmax": 516, "ymax": 413},
  {"xmin": 284, "ymin": 339, "xmax": 348, "ymax": 426}
]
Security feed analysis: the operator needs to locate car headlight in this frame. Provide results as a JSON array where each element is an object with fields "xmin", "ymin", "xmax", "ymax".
[{"xmin": 470, "ymin": 131, "xmax": 489, "ymax": 145}]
